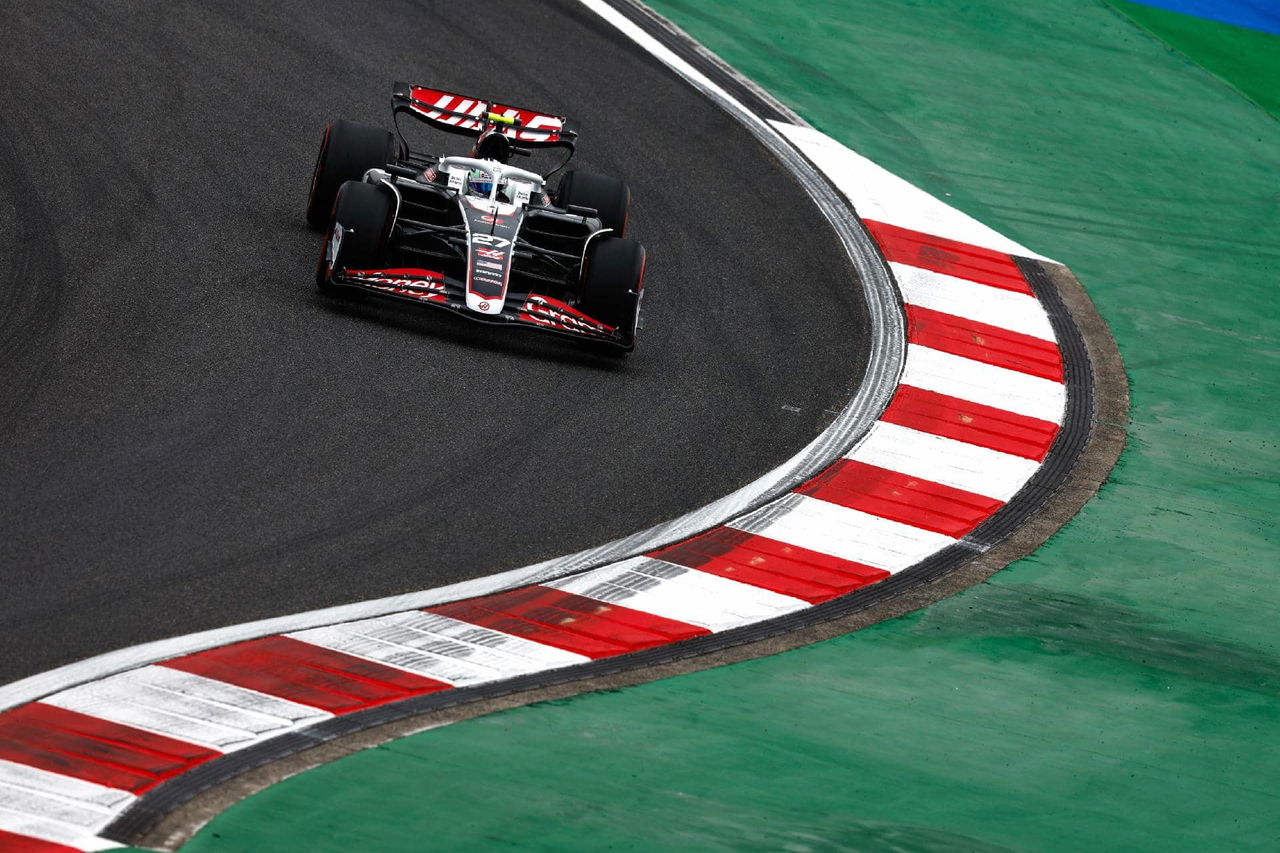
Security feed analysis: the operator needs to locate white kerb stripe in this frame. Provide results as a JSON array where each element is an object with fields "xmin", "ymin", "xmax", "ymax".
[
  {"xmin": 577, "ymin": 0, "xmax": 768, "ymax": 135},
  {"xmin": 769, "ymin": 121, "xmax": 1052, "ymax": 261},
  {"xmin": 0, "ymin": 824, "xmax": 120, "ymax": 852},
  {"xmin": 902, "ymin": 344, "xmax": 1066, "ymax": 424},
  {"xmin": 728, "ymin": 493, "xmax": 955, "ymax": 572},
  {"xmin": 0, "ymin": 759, "xmax": 133, "ymax": 850},
  {"xmin": 891, "ymin": 262, "xmax": 1057, "ymax": 342},
  {"xmin": 547, "ymin": 557, "xmax": 808, "ymax": 632},
  {"xmin": 0, "ymin": 811, "xmax": 122, "ymax": 851},
  {"xmin": 42, "ymin": 665, "xmax": 331, "ymax": 752},
  {"xmin": 290, "ymin": 610, "xmax": 589, "ymax": 688},
  {"xmin": 846, "ymin": 421, "xmax": 1039, "ymax": 502}
]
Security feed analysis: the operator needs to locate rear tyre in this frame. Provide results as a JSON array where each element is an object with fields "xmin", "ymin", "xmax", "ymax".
[
  {"xmin": 306, "ymin": 120, "xmax": 395, "ymax": 230},
  {"xmin": 579, "ymin": 237, "xmax": 645, "ymax": 335},
  {"xmin": 557, "ymin": 170, "xmax": 631, "ymax": 237},
  {"xmin": 317, "ymin": 181, "xmax": 394, "ymax": 294}
]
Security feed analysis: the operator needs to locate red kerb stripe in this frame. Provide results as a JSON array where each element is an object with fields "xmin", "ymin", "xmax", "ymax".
[
  {"xmin": 0, "ymin": 702, "xmax": 218, "ymax": 794},
  {"xmin": 882, "ymin": 385, "xmax": 1060, "ymax": 461},
  {"xmin": 0, "ymin": 830, "xmax": 83, "ymax": 853},
  {"xmin": 795, "ymin": 459, "xmax": 1003, "ymax": 537},
  {"xmin": 429, "ymin": 586, "xmax": 709, "ymax": 659},
  {"xmin": 650, "ymin": 527, "xmax": 890, "ymax": 604},
  {"xmin": 906, "ymin": 304, "xmax": 1063, "ymax": 381},
  {"xmin": 863, "ymin": 219, "xmax": 1032, "ymax": 294},
  {"xmin": 160, "ymin": 635, "xmax": 450, "ymax": 714}
]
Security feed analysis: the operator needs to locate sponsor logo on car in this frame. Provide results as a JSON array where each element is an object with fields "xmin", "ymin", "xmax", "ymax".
[
  {"xmin": 411, "ymin": 89, "xmax": 565, "ymax": 142},
  {"xmin": 520, "ymin": 295, "xmax": 614, "ymax": 335},
  {"xmin": 349, "ymin": 272, "xmax": 444, "ymax": 291}
]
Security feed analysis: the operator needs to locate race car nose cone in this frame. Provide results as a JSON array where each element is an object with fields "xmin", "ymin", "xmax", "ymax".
[{"xmin": 466, "ymin": 292, "xmax": 504, "ymax": 315}]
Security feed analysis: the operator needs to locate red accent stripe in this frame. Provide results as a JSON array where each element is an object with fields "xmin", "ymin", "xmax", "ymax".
[
  {"xmin": 794, "ymin": 459, "xmax": 1003, "ymax": 537},
  {"xmin": 0, "ymin": 830, "xmax": 82, "ymax": 853},
  {"xmin": 864, "ymin": 219, "xmax": 1031, "ymax": 294},
  {"xmin": 906, "ymin": 304, "xmax": 1063, "ymax": 381},
  {"xmin": 882, "ymin": 385, "xmax": 1060, "ymax": 461},
  {"xmin": 0, "ymin": 703, "xmax": 218, "ymax": 794},
  {"xmin": 650, "ymin": 528, "xmax": 890, "ymax": 604},
  {"xmin": 160, "ymin": 635, "xmax": 450, "ymax": 714},
  {"xmin": 429, "ymin": 586, "xmax": 709, "ymax": 660}
]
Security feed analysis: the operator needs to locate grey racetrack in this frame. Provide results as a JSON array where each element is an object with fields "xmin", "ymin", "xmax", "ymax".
[{"xmin": 0, "ymin": 0, "xmax": 870, "ymax": 684}]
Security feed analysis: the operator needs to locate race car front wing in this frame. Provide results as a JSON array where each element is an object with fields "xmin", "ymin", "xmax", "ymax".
[{"xmin": 330, "ymin": 268, "xmax": 635, "ymax": 350}]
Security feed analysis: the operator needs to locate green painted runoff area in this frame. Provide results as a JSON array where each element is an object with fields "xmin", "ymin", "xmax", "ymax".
[
  {"xmin": 176, "ymin": 2, "xmax": 1279, "ymax": 850},
  {"xmin": 1114, "ymin": 0, "xmax": 1280, "ymax": 118}
]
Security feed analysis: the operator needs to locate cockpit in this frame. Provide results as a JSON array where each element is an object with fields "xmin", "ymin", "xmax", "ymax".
[
  {"xmin": 466, "ymin": 167, "xmax": 521, "ymax": 204},
  {"xmin": 437, "ymin": 156, "xmax": 544, "ymax": 208}
]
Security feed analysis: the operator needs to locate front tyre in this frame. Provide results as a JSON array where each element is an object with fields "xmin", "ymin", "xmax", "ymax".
[
  {"xmin": 557, "ymin": 170, "xmax": 631, "ymax": 237},
  {"xmin": 316, "ymin": 181, "xmax": 394, "ymax": 294},
  {"xmin": 306, "ymin": 120, "xmax": 395, "ymax": 230},
  {"xmin": 579, "ymin": 237, "xmax": 645, "ymax": 336}
]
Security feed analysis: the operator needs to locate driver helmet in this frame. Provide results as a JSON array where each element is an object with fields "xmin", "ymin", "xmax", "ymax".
[{"xmin": 469, "ymin": 168, "xmax": 495, "ymax": 195}]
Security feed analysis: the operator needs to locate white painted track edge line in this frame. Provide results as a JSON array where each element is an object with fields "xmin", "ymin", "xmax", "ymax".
[
  {"xmin": 767, "ymin": 121, "xmax": 1058, "ymax": 263},
  {"xmin": 0, "ymin": 0, "xmax": 908, "ymax": 712},
  {"xmin": 607, "ymin": 0, "xmax": 815, "ymax": 129}
]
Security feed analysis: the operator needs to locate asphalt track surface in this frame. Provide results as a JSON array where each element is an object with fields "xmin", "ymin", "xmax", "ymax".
[{"xmin": 0, "ymin": 0, "xmax": 869, "ymax": 684}]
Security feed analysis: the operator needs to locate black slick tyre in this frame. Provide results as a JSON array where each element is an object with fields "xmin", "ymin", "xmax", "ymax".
[
  {"xmin": 317, "ymin": 181, "xmax": 394, "ymax": 294},
  {"xmin": 579, "ymin": 237, "xmax": 645, "ymax": 335},
  {"xmin": 306, "ymin": 120, "xmax": 395, "ymax": 230},
  {"xmin": 557, "ymin": 170, "xmax": 631, "ymax": 237}
]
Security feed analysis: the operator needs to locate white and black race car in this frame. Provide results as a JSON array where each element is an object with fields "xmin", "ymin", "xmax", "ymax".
[{"xmin": 307, "ymin": 82, "xmax": 646, "ymax": 351}]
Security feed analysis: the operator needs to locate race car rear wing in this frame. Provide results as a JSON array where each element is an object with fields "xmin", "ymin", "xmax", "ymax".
[{"xmin": 392, "ymin": 82, "xmax": 578, "ymax": 151}]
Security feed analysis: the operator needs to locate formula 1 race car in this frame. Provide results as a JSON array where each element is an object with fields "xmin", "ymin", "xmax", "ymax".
[{"xmin": 307, "ymin": 82, "xmax": 646, "ymax": 351}]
